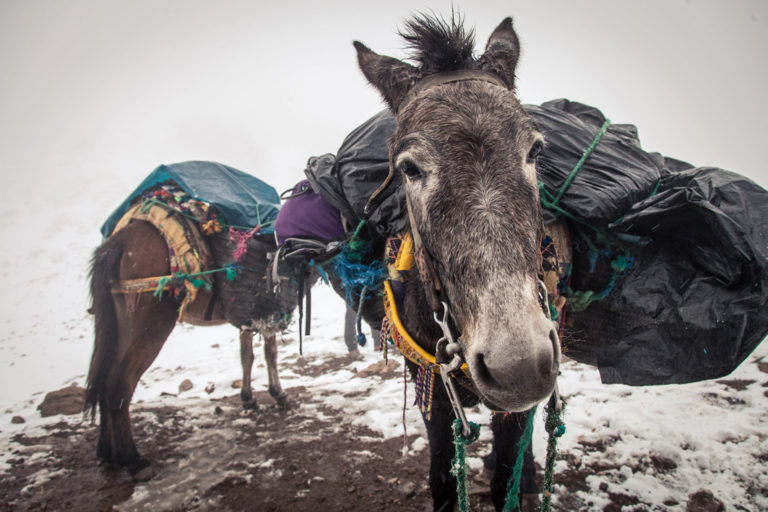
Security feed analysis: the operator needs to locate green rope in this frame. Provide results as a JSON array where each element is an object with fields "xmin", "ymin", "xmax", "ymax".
[
  {"xmin": 450, "ymin": 418, "xmax": 481, "ymax": 512},
  {"xmin": 541, "ymin": 403, "xmax": 566, "ymax": 512},
  {"xmin": 346, "ymin": 219, "xmax": 369, "ymax": 261},
  {"xmin": 152, "ymin": 264, "xmax": 239, "ymax": 298},
  {"xmin": 502, "ymin": 407, "xmax": 537, "ymax": 512},
  {"xmin": 538, "ymin": 117, "xmax": 612, "ymax": 237},
  {"xmin": 551, "ymin": 118, "xmax": 612, "ymax": 206}
]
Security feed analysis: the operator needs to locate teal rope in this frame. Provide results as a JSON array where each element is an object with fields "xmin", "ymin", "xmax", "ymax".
[
  {"xmin": 153, "ymin": 264, "xmax": 239, "ymax": 299},
  {"xmin": 308, "ymin": 258, "xmax": 329, "ymax": 284},
  {"xmin": 502, "ymin": 407, "xmax": 537, "ymax": 512},
  {"xmin": 538, "ymin": 117, "xmax": 612, "ymax": 236},
  {"xmin": 347, "ymin": 219, "xmax": 369, "ymax": 261},
  {"xmin": 564, "ymin": 225, "xmax": 635, "ymax": 312},
  {"xmin": 566, "ymin": 252, "xmax": 633, "ymax": 312},
  {"xmin": 450, "ymin": 419, "xmax": 481, "ymax": 512},
  {"xmin": 551, "ymin": 118, "xmax": 612, "ymax": 206},
  {"xmin": 541, "ymin": 403, "xmax": 566, "ymax": 512}
]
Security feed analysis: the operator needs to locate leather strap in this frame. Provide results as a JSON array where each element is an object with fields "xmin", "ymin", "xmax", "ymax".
[{"xmin": 397, "ymin": 70, "xmax": 506, "ymax": 113}]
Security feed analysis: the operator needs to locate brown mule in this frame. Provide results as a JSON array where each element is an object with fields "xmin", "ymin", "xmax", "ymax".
[{"xmin": 86, "ymin": 219, "xmax": 301, "ymax": 480}]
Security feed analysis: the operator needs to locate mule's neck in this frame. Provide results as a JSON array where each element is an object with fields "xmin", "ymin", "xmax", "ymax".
[{"xmin": 401, "ymin": 263, "xmax": 444, "ymax": 356}]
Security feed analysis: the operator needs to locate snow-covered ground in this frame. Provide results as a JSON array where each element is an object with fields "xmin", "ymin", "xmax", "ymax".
[
  {"xmin": 1, "ymin": 1, "xmax": 767, "ymax": 510},
  {"xmin": 2, "ymin": 279, "xmax": 767, "ymax": 510}
]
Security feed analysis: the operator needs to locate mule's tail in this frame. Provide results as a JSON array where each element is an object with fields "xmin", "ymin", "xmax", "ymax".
[{"xmin": 85, "ymin": 239, "xmax": 123, "ymax": 420}]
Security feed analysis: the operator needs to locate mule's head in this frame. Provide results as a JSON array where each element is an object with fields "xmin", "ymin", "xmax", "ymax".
[{"xmin": 355, "ymin": 14, "xmax": 559, "ymax": 412}]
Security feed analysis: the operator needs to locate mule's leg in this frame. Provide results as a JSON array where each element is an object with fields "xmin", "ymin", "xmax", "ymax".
[
  {"xmin": 95, "ymin": 221, "xmax": 178, "ymax": 480},
  {"xmin": 239, "ymin": 329, "xmax": 256, "ymax": 409},
  {"xmin": 490, "ymin": 410, "xmax": 539, "ymax": 511},
  {"xmin": 102, "ymin": 292, "xmax": 177, "ymax": 480},
  {"xmin": 263, "ymin": 333, "xmax": 288, "ymax": 407},
  {"xmin": 408, "ymin": 361, "xmax": 458, "ymax": 512}
]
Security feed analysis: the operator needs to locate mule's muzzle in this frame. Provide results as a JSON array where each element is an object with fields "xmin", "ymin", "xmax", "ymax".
[{"xmin": 467, "ymin": 323, "xmax": 561, "ymax": 412}]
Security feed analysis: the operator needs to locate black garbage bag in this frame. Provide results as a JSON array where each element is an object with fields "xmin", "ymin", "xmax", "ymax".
[
  {"xmin": 532, "ymin": 98, "xmax": 694, "ymax": 226},
  {"xmin": 304, "ymin": 110, "xmax": 405, "ymax": 237},
  {"xmin": 581, "ymin": 166, "xmax": 768, "ymax": 385},
  {"xmin": 303, "ymin": 102, "xmax": 768, "ymax": 385},
  {"xmin": 529, "ymin": 99, "xmax": 768, "ymax": 384}
]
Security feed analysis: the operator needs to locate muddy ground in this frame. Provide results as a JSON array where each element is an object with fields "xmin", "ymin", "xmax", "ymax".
[{"xmin": 0, "ymin": 352, "xmax": 736, "ymax": 512}]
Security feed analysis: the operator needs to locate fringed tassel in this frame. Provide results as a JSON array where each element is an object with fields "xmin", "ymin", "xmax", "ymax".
[
  {"xmin": 413, "ymin": 364, "xmax": 435, "ymax": 421},
  {"xmin": 229, "ymin": 226, "xmax": 260, "ymax": 263},
  {"xmin": 402, "ymin": 362, "xmax": 409, "ymax": 457}
]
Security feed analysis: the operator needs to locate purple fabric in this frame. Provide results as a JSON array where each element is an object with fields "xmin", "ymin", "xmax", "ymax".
[{"xmin": 275, "ymin": 180, "xmax": 345, "ymax": 246}]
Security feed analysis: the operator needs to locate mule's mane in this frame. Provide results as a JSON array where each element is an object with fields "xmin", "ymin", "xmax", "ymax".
[{"xmin": 400, "ymin": 13, "xmax": 477, "ymax": 74}]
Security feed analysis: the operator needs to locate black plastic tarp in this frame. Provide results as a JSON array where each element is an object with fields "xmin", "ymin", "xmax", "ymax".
[
  {"xmin": 532, "ymin": 99, "xmax": 694, "ymax": 226},
  {"xmin": 594, "ymin": 166, "xmax": 768, "ymax": 384},
  {"xmin": 304, "ymin": 110, "xmax": 404, "ymax": 237},
  {"xmin": 304, "ymin": 102, "xmax": 768, "ymax": 385}
]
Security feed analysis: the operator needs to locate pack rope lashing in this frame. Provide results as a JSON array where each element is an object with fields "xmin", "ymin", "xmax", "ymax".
[{"xmin": 538, "ymin": 117, "xmax": 611, "ymax": 230}]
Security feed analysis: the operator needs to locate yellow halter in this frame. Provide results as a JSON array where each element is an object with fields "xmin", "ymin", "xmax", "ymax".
[{"xmin": 382, "ymin": 232, "xmax": 469, "ymax": 375}]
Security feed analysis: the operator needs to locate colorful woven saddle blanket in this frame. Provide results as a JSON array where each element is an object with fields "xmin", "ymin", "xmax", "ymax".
[{"xmin": 109, "ymin": 191, "xmax": 216, "ymax": 322}]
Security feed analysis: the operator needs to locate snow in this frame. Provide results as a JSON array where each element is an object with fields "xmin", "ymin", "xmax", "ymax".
[{"xmin": 1, "ymin": 1, "xmax": 767, "ymax": 510}]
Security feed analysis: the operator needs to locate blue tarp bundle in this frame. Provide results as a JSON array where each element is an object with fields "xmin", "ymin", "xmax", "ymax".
[{"xmin": 100, "ymin": 161, "xmax": 281, "ymax": 238}]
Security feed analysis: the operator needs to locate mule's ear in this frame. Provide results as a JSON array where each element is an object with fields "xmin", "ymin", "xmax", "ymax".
[
  {"xmin": 354, "ymin": 41, "xmax": 420, "ymax": 112},
  {"xmin": 477, "ymin": 17, "xmax": 520, "ymax": 90}
]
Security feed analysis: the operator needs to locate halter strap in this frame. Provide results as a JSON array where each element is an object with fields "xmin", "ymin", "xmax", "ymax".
[{"xmin": 397, "ymin": 69, "xmax": 507, "ymax": 113}]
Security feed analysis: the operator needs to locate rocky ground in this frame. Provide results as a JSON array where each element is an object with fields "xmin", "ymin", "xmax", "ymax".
[{"xmin": 2, "ymin": 347, "xmax": 759, "ymax": 511}]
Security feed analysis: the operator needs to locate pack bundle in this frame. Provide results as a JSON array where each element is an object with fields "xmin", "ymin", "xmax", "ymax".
[
  {"xmin": 302, "ymin": 102, "xmax": 768, "ymax": 385},
  {"xmin": 101, "ymin": 161, "xmax": 293, "ymax": 328}
]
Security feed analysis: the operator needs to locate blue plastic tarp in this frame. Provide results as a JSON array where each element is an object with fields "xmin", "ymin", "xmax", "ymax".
[{"xmin": 100, "ymin": 161, "xmax": 281, "ymax": 237}]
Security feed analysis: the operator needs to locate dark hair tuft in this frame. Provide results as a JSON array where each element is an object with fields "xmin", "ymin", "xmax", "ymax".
[{"xmin": 400, "ymin": 11, "xmax": 476, "ymax": 74}]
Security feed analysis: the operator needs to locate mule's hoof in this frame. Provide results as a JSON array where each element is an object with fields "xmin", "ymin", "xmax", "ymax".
[
  {"xmin": 129, "ymin": 460, "xmax": 154, "ymax": 482},
  {"xmin": 241, "ymin": 399, "xmax": 258, "ymax": 411},
  {"xmin": 273, "ymin": 393, "xmax": 291, "ymax": 409}
]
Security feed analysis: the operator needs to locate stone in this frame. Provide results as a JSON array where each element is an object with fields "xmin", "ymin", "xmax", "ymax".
[
  {"xmin": 400, "ymin": 481, "xmax": 417, "ymax": 497},
  {"xmin": 38, "ymin": 384, "xmax": 85, "ymax": 417},
  {"xmin": 11, "ymin": 416, "xmax": 25, "ymax": 424},
  {"xmin": 687, "ymin": 489, "xmax": 725, "ymax": 512},
  {"xmin": 179, "ymin": 379, "xmax": 193, "ymax": 393}
]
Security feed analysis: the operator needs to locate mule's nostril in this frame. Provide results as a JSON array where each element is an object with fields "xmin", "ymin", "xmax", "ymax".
[{"xmin": 473, "ymin": 353, "xmax": 494, "ymax": 385}]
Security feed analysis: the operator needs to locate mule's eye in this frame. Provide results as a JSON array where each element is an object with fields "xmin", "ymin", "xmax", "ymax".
[
  {"xmin": 527, "ymin": 140, "xmax": 544, "ymax": 163},
  {"xmin": 399, "ymin": 160, "xmax": 424, "ymax": 180}
]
